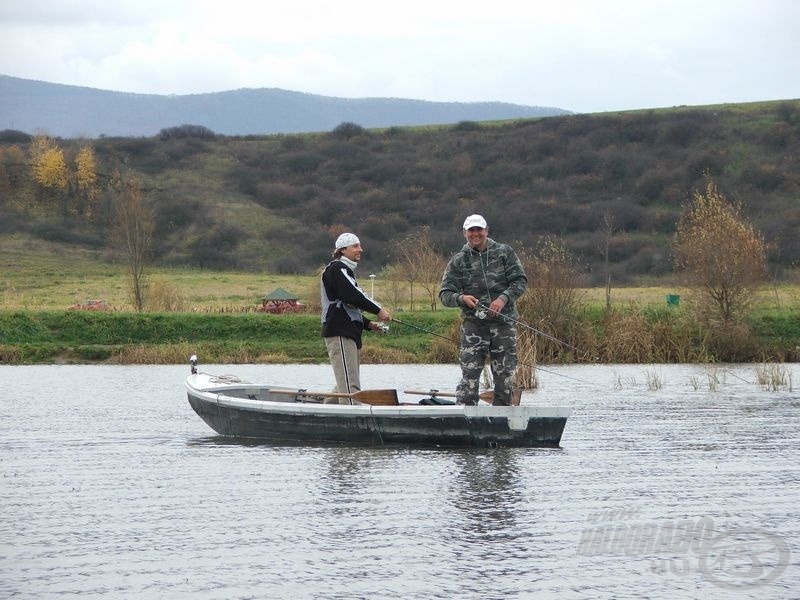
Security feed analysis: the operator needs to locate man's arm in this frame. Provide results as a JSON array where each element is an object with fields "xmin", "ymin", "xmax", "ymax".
[
  {"xmin": 438, "ymin": 256, "xmax": 465, "ymax": 308},
  {"xmin": 496, "ymin": 247, "xmax": 527, "ymax": 306}
]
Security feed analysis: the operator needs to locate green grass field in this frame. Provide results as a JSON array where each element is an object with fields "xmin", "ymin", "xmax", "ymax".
[{"xmin": 3, "ymin": 233, "xmax": 798, "ymax": 314}]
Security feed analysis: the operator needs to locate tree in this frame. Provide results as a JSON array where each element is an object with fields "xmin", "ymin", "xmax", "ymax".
[
  {"xmin": 74, "ymin": 145, "xmax": 99, "ymax": 219},
  {"xmin": 332, "ymin": 122, "xmax": 365, "ymax": 139},
  {"xmin": 29, "ymin": 135, "xmax": 68, "ymax": 210},
  {"xmin": 672, "ymin": 179, "xmax": 767, "ymax": 323},
  {"xmin": 393, "ymin": 226, "xmax": 446, "ymax": 311},
  {"xmin": 110, "ymin": 173, "xmax": 154, "ymax": 311},
  {"xmin": 517, "ymin": 236, "xmax": 583, "ymax": 362},
  {"xmin": 602, "ymin": 210, "xmax": 615, "ymax": 310},
  {"xmin": 0, "ymin": 145, "xmax": 27, "ymax": 198}
]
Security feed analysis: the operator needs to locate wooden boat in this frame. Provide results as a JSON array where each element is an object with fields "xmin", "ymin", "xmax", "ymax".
[{"xmin": 185, "ymin": 359, "xmax": 570, "ymax": 448}]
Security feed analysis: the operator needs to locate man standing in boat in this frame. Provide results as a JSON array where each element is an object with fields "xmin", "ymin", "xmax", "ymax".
[
  {"xmin": 321, "ymin": 232, "xmax": 391, "ymax": 403},
  {"xmin": 439, "ymin": 214, "xmax": 528, "ymax": 406}
]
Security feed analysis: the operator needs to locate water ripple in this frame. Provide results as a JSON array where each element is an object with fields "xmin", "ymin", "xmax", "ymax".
[{"xmin": 1, "ymin": 363, "xmax": 798, "ymax": 599}]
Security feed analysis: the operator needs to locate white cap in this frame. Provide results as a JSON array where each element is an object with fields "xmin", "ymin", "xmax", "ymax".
[
  {"xmin": 463, "ymin": 214, "xmax": 487, "ymax": 230},
  {"xmin": 335, "ymin": 232, "xmax": 360, "ymax": 250}
]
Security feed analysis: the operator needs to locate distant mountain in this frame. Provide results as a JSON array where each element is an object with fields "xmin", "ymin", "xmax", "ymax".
[{"xmin": 0, "ymin": 74, "xmax": 570, "ymax": 138}]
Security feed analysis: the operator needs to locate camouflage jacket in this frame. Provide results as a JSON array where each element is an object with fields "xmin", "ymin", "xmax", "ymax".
[{"xmin": 439, "ymin": 238, "xmax": 528, "ymax": 323}]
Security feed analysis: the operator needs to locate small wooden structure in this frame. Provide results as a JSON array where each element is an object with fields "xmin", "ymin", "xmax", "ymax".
[{"xmin": 258, "ymin": 288, "xmax": 304, "ymax": 314}]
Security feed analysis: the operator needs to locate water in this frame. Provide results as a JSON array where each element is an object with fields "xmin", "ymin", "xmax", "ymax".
[{"xmin": 1, "ymin": 363, "xmax": 798, "ymax": 599}]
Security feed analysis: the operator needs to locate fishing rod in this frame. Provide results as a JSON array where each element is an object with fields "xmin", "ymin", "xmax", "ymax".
[
  {"xmin": 390, "ymin": 316, "xmax": 599, "ymax": 387},
  {"xmin": 476, "ymin": 302, "xmax": 592, "ymax": 359}
]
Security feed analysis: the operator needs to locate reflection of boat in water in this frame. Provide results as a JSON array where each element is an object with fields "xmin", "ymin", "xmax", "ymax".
[{"xmin": 185, "ymin": 360, "xmax": 570, "ymax": 448}]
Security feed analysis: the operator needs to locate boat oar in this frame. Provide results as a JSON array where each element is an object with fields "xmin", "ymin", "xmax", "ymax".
[{"xmin": 271, "ymin": 388, "xmax": 398, "ymax": 406}]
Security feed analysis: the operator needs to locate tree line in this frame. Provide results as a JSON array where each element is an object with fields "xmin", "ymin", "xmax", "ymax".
[{"xmin": 0, "ymin": 100, "xmax": 798, "ymax": 289}]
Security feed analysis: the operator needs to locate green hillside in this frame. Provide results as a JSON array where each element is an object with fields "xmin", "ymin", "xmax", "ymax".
[{"xmin": 1, "ymin": 99, "xmax": 798, "ymax": 282}]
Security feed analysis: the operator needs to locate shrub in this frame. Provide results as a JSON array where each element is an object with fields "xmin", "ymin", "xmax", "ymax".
[
  {"xmin": 332, "ymin": 122, "xmax": 366, "ymax": 139},
  {"xmin": 146, "ymin": 278, "xmax": 187, "ymax": 312},
  {"xmin": 453, "ymin": 121, "xmax": 481, "ymax": 132},
  {"xmin": 159, "ymin": 124, "xmax": 217, "ymax": 141},
  {"xmin": 672, "ymin": 178, "xmax": 767, "ymax": 324}
]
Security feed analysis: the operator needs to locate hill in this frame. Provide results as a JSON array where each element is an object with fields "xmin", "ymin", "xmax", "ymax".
[
  {"xmin": 0, "ymin": 74, "xmax": 569, "ymax": 138},
  {"xmin": 1, "ymin": 99, "xmax": 799, "ymax": 283}
]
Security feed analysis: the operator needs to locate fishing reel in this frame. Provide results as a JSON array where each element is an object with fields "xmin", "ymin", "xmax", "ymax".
[
  {"xmin": 474, "ymin": 306, "xmax": 488, "ymax": 320},
  {"xmin": 374, "ymin": 322, "xmax": 390, "ymax": 334}
]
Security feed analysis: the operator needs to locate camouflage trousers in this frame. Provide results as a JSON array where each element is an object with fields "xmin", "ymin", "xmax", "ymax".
[{"xmin": 456, "ymin": 319, "xmax": 517, "ymax": 406}]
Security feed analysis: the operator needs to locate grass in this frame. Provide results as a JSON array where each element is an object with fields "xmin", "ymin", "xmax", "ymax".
[
  {"xmin": 3, "ymin": 233, "xmax": 799, "ymax": 314},
  {"xmin": 1, "ymin": 234, "xmax": 798, "ymax": 364}
]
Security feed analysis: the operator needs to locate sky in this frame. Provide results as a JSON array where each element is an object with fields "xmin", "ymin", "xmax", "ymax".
[{"xmin": 1, "ymin": 0, "xmax": 798, "ymax": 114}]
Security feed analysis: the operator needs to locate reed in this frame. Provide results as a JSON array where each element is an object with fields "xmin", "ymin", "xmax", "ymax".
[
  {"xmin": 0, "ymin": 344, "xmax": 22, "ymax": 363},
  {"xmin": 705, "ymin": 367, "xmax": 722, "ymax": 392},
  {"xmin": 360, "ymin": 345, "xmax": 418, "ymax": 364},
  {"xmin": 515, "ymin": 328, "xmax": 539, "ymax": 390},
  {"xmin": 755, "ymin": 362, "xmax": 794, "ymax": 391},
  {"xmin": 111, "ymin": 342, "xmax": 274, "ymax": 364},
  {"xmin": 600, "ymin": 311, "xmax": 656, "ymax": 363},
  {"xmin": 644, "ymin": 368, "xmax": 664, "ymax": 391},
  {"xmin": 688, "ymin": 375, "xmax": 700, "ymax": 391},
  {"xmin": 612, "ymin": 372, "xmax": 638, "ymax": 390}
]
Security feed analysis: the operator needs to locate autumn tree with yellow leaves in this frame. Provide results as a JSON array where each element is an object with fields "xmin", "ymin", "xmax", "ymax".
[
  {"xmin": 672, "ymin": 179, "xmax": 767, "ymax": 324},
  {"xmin": 73, "ymin": 145, "xmax": 99, "ymax": 218},
  {"xmin": 29, "ymin": 135, "xmax": 68, "ymax": 210}
]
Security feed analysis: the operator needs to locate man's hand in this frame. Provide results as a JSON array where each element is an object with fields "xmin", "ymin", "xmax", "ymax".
[
  {"xmin": 461, "ymin": 294, "xmax": 479, "ymax": 309},
  {"xmin": 488, "ymin": 297, "xmax": 506, "ymax": 316},
  {"xmin": 377, "ymin": 308, "xmax": 391, "ymax": 321}
]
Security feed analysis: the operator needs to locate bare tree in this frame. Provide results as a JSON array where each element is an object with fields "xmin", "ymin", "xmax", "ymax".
[
  {"xmin": 393, "ymin": 226, "xmax": 446, "ymax": 311},
  {"xmin": 517, "ymin": 236, "xmax": 583, "ymax": 362},
  {"xmin": 602, "ymin": 210, "xmax": 615, "ymax": 310},
  {"xmin": 672, "ymin": 178, "xmax": 767, "ymax": 323},
  {"xmin": 110, "ymin": 173, "xmax": 154, "ymax": 311}
]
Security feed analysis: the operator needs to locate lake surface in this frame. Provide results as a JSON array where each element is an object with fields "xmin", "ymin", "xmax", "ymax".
[{"xmin": 1, "ymin": 363, "xmax": 798, "ymax": 599}]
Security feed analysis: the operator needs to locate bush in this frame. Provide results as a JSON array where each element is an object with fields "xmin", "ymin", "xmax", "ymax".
[
  {"xmin": 453, "ymin": 120, "xmax": 481, "ymax": 132},
  {"xmin": 159, "ymin": 124, "xmax": 217, "ymax": 141},
  {"xmin": 282, "ymin": 151, "xmax": 325, "ymax": 174},
  {"xmin": 188, "ymin": 224, "xmax": 245, "ymax": 269},
  {"xmin": 146, "ymin": 279, "xmax": 186, "ymax": 312},
  {"xmin": 332, "ymin": 122, "xmax": 366, "ymax": 139}
]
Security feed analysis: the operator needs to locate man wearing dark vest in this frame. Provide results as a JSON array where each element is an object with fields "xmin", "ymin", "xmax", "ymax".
[{"xmin": 321, "ymin": 232, "xmax": 391, "ymax": 403}]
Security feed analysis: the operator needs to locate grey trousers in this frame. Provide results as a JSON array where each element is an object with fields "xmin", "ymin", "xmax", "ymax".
[{"xmin": 324, "ymin": 336, "xmax": 361, "ymax": 404}]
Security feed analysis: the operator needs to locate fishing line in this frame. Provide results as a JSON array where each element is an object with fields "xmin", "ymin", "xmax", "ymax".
[
  {"xmin": 476, "ymin": 302, "xmax": 593, "ymax": 359},
  {"xmin": 723, "ymin": 369, "xmax": 753, "ymax": 385},
  {"xmin": 390, "ymin": 316, "xmax": 599, "ymax": 387}
]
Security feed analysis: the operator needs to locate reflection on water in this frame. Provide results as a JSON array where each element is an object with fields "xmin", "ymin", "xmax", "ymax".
[
  {"xmin": 0, "ymin": 363, "xmax": 798, "ymax": 599},
  {"xmin": 451, "ymin": 450, "xmax": 523, "ymax": 539}
]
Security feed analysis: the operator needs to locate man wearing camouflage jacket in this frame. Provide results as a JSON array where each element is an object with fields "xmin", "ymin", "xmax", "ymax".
[{"xmin": 439, "ymin": 214, "xmax": 528, "ymax": 405}]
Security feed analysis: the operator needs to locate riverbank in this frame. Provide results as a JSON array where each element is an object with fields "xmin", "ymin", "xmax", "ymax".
[
  {"xmin": 0, "ymin": 310, "xmax": 456, "ymax": 365},
  {"xmin": 0, "ymin": 309, "xmax": 797, "ymax": 365}
]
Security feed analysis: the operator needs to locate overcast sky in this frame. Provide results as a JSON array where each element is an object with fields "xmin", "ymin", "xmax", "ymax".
[{"xmin": 1, "ymin": 0, "xmax": 798, "ymax": 113}]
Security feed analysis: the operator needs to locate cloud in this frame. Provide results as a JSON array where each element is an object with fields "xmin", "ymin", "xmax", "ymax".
[{"xmin": 1, "ymin": 0, "xmax": 798, "ymax": 112}]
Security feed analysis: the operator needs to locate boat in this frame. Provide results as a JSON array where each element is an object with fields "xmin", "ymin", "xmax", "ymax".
[{"xmin": 185, "ymin": 358, "xmax": 570, "ymax": 448}]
